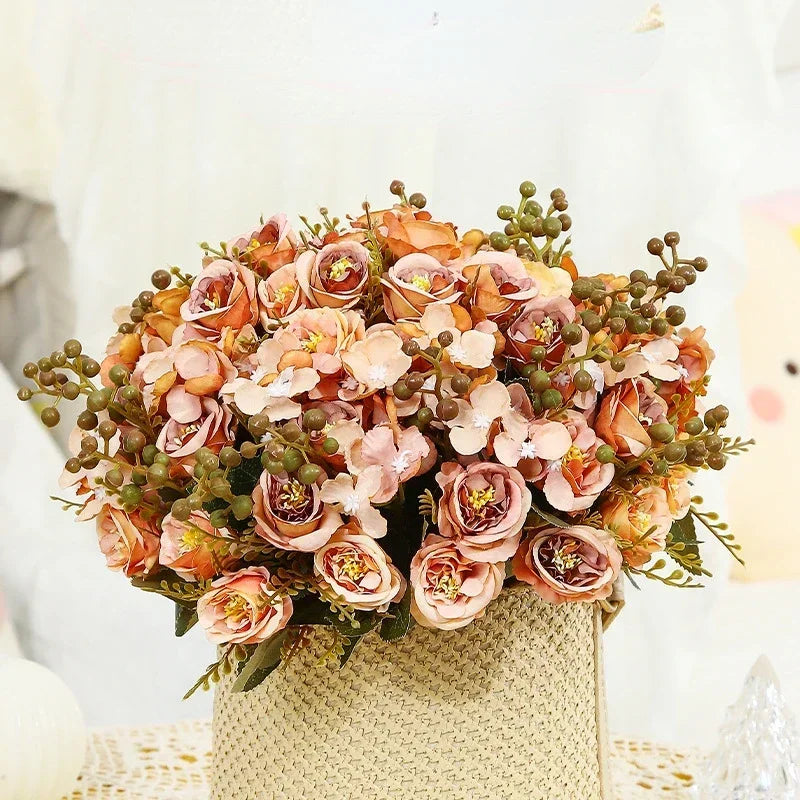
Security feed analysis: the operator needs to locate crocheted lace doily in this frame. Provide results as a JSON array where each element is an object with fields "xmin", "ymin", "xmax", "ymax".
[{"xmin": 63, "ymin": 720, "xmax": 703, "ymax": 799}]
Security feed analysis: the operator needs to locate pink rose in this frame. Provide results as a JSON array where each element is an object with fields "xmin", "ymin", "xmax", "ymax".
[
  {"xmin": 505, "ymin": 295, "xmax": 577, "ymax": 367},
  {"xmin": 252, "ymin": 471, "xmax": 342, "ymax": 552},
  {"xmin": 543, "ymin": 411, "xmax": 615, "ymax": 512},
  {"xmin": 313, "ymin": 525, "xmax": 405, "ymax": 612},
  {"xmin": 156, "ymin": 394, "xmax": 234, "ymax": 460},
  {"xmin": 197, "ymin": 566, "xmax": 293, "ymax": 645},
  {"xmin": 410, "ymin": 535, "xmax": 504, "ymax": 630},
  {"xmin": 512, "ymin": 525, "xmax": 622, "ymax": 604},
  {"xmin": 460, "ymin": 250, "xmax": 539, "ymax": 322},
  {"xmin": 380, "ymin": 253, "xmax": 462, "ymax": 322},
  {"xmin": 96, "ymin": 507, "xmax": 160, "ymax": 577},
  {"xmin": 180, "ymin": 259, "xmax": 259, "ymax": 334},
  {"xmin": 436, "ymin": 461, "xmax": 532, "ymax": 562},
  {"xmin": 159, "ymin": 511, "xmax": 232, "ymax": 581},
  {"xmin": 295, "ymin": 241, "xmax": 370, "ymax": 310}
]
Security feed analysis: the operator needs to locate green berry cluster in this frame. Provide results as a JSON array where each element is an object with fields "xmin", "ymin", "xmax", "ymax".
[{"xmin": 490, "ymin": 182, "xmax": 572, "ymax": 265}]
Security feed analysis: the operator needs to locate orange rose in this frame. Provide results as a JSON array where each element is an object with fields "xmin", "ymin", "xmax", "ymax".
[
  {"xmin": 376, "ymin": 208, "xmax": 460, "ymax": 263},
  {"xmin": 232, "ymin": 213, "xmax": 298, "ymax": 276},
  {"xmin": 144, "ymin": 286, "xmax": 190, "ymax": 344},
  {"xmin": 676, "ymin": 326, "xmax": 715, "ymax": 383},
  {"xmin": 600, "ymin": 486, "xmax": 672, "ymax": 567},
  {"xmin": 96, "ymin": 507, "xmax": 160, "ymax": 578},
  {"xmin": 595, "ymin": 377, "xmax": 668, "ymax": 458}
]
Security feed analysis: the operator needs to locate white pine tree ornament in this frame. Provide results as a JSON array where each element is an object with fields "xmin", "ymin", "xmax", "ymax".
[{"xmin": 696, "ymin": 656, "xmax": 800, "ymax": 799}]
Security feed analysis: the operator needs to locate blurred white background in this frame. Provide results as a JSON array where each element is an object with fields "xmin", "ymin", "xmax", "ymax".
[{"xmin": 1, "ymin": 0, "xmax": 798, "ymax": 748}]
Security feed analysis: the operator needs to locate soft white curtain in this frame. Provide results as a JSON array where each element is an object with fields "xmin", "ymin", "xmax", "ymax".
[{"xmin": 1, "ymin": 0, "xmax": 791, "ymax": 740}]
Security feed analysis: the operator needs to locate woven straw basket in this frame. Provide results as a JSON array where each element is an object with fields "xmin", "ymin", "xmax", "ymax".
[{"xmin": 212, "ymin": 587, "xmax": 617, "ymax": 800}]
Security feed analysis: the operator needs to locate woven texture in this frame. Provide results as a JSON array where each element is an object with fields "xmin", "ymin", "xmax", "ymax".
[
  {"xmin": 212, "ymin": 589, "xmax": 609, "ymax": 800},
  {"xmin": 61, "ymin": 720, "xmax": 705, "ymax": 799}
]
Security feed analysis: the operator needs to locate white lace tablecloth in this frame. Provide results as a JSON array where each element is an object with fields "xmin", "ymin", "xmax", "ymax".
[{"xmin": 62, "ymin": 720, "xmax": 704, "ymax": 799}]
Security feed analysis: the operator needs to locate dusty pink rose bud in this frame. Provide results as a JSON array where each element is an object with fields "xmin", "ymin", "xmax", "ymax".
[
  {"xmin": 156, "ymin": 394, "xmax": 234, "ymax": 460},
  {"xmin": 159, "ymin": 511, "xmax": 232, "ymax": 582},
  {"xmin": 295, "ymin": 241, "xmax": 370, "ymax": 310},
  {"xmin": 436, "ymin": 461, "xmax": 532, "ymax": 562},
  {"xmin": 410, "ymin": 535, "xmax": 504, "ymax": 630},
  {"xmin": 313, "ymin": 524, "xmax": 405, "ymax": 612},
  {"xmin": 380, "ymin": 253, "xmax": 462, "ymax": 322},
  {"xmin": 96, "ymin": 507, "xmax": 160, "ymax": 578},
  {"xmin": 196, "ymin": 566, "xmax": 293, "ymax": 645},
  {"xmin": 257, "ymin": 262, "xmax": 305, "ymax": 322},
  {"xmin": 180, "ymin": 259, "xmax": 259, "ymax": 334},
  {"xmin": 505, "ymin": 295, "xmax": 577, "ymax": 367},
  {"xmin": 512, "ymin": 525, "xmax": 622, "ymax": 604},
  {"xmin": 232, "ymin": 213, "xmax": 298, "ymax": 276},
  {"xmin": 252, "ymin": 471, "xmax": 342, "ymax": 552},
  {"xmin": 461, "ymin": 250, "xmax": 539, "ymax": 322}
]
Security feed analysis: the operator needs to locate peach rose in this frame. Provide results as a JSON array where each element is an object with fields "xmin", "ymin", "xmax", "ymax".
[
  {"xmin": 196, "ymin": 566, "xmax": 293, "ymax": 645},
  {"xmin": 512, "ymin": 525, "xmax": 622, "ymax": 604},
  {"xmin": 156, "ymin": 394, "xmax": 234, "ymax": 459},
  {"xmin": 180, "ymin": 259, "xmax": 258, "ymax": 334},
  {"xmin": 376, "ymin": 208, "xmax": 460, "ymax": 263},
  {"xmin": 410, "ymin": 535, "xmax": 504, "ymax": 630},
  {"xmin": 380, "ymin": 253, "xmax": 462, "ymax": 322},
  {"xmin": 600, "ymin": 486, "xmax": 672, "ymax": 567},
  {"xmin": 594, "ymin": 377, "xmax": 668, "ymax": 458},
  {"xmin": 313, "ymin": 525, "xmax": 405, "ymax": 612},
  {"xmin": 232, "ymin": 213, "xmax": 298, "ymax": 275},
  {"xmin": 461, "ymin": 250, "xmax": 539, "ymax": 323},
  {"xmin": 295, "ymin": 241, "xmax": 370, "ymax": 310},
  {"xmin": 159, "ymin": 511, "xmax": 232, "ymax": 581},
  {"xmin": 257, "ymin": 262, "xmax": 305, "ymax": 322},
  {"xmin": 144, "ymin": 286, "xmax": 191, "ymax": 345},
  {"xmin": 505, "ymin": 295, "xmax": 577, "ymax": 367},
  {"xmin": 96, "ymin": 507, "xmax": 160, "ymax": 577},
  {"xmin": 661, "ymin": 466, "xmax": 692, "ymax": 520},
  {"xmin": 543, "ymin": 411, "xmax": 614, "ymax": 513},
  {"xmin": 252, "ymin": 470, "xmax": 342, "ymax": 552},
  {"xmin": 436, "ymin": 461, "xmax": 532, "ymax": 562},
  {"xmin": 132, "ymin": 339, "xmax": 237, "ymax": 412}
]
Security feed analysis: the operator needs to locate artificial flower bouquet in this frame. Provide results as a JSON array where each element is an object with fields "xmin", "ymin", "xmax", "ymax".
[
  {"xmin": 19, "ymin": 179, "xmax": 749, "ymax": 687},
  {"xmin": 19, "ymin": 179, "xmax": 750, "ymax": 798}
]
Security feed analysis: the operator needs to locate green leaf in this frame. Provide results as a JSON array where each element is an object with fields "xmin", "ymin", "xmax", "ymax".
[
  {"xmin": 379, "ymin": 590, "xmax": 412, "ymax": 642},
  {"xmin": 338, "ymin": 636, "xmax": 361, "ymax": 668},
  {"xmin": 290, "ymin": 592, "xmax": 380, "ymax": 637},
  {"xmin": 232, "ymin": 630, "xmax": 288, "ymax": 693},
  {"xmin": 227, "ymin": 455, "xmax": 264, "ymax": 497},
  {"xmin": 174, "ymin": 604, "xmax": 198, "ymax": 637},
  {"xmin": 528, "ymin": 491, "xmax": 570, "ymax": 528},
  {"xmin": 665, "ymin": 514, "xmax": 706, "ymax": 576}
]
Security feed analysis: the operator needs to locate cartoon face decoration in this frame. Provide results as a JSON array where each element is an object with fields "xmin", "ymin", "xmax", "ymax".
[{"xmin": 729, "ymin": 194, "xmax": 800, "ymax": 580}]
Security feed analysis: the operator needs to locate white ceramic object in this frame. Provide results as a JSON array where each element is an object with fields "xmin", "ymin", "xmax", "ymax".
[{"xmin": 0, "ymin": 657, "xmax": 86, "ymax": 800}]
